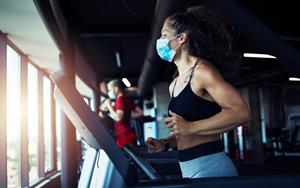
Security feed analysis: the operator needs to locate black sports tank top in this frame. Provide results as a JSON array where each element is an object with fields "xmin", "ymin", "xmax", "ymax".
[{"xmin": 168, "ymin": 63, "xmax": 221, "ymax": 121}]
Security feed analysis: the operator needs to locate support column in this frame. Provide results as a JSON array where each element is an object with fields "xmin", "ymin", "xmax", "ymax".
[
  {"xmin": 91, "ymin": 90, "xmax": 100, "ymax": 113},
  {"xmin": 248, "ymin": 85, "xmax": 264, "ymax": 164},
  {"xmin": 0, "ymin": 31, "xmax": 7, "ymax": 188},
  {"xmin": 59, "ymin": 53, "xmax": 78, "ymax": 188},
  {"xmin": 20, "ymin": 55, "xmax": 29, "ymax": 187}
]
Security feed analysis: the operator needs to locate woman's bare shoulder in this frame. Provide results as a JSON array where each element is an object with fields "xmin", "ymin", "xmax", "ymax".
[{"xmin": 193, "ymin": 60, "xmax": 223, "ymax": 84}]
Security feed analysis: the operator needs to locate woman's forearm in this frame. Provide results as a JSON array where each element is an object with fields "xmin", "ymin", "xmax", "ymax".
[
  {"xmin": 192, "ymin": 107, "xmax": 250, "ymax": 136},
  {"xmin": 107, "ymin": 105, "xmax": 121, "ymax": 121},
  {"xmin": 131, "ymin": 111, "xmax": 142, "ymax": 118},
  {"xmin": 164, "ymin": 134, "xmax": 177, "ymax": 149},
  {"xmin": 131, "ymin": 107, "xmax": 143, "ymax": 119}
]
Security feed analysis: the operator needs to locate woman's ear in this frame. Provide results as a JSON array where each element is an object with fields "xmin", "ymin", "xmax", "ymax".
[{"xmin": 178, "ymin": 32, "xmax": 188, "ymax": 44}]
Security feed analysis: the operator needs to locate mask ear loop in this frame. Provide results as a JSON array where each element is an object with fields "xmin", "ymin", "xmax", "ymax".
[
  {"xmin": 174, "ymin": 43, "xmax": 182, "ymax": 51},
  {"xmin": 171, "ymin": 34, "xmax": 183, "ymax": 51}
]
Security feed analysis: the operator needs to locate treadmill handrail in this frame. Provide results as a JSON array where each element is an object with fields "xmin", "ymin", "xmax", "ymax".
[
  {"xmin": 124, "ymin": 144, "xmax": 163, "ymax": 180},
  {"xmin": 50, "ymin": 71, "xmax": 135, "ymax": 184}
]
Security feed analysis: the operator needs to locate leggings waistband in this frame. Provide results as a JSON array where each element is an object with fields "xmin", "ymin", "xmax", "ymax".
[{"xmin": 178, "ymin": 140, "xmax": 223, "ymax": 162}]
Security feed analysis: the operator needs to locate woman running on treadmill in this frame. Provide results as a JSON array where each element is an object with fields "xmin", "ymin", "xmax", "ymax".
[{"xmin": 146, "ymin": 5, "xmax": 250, "ymax": 178}]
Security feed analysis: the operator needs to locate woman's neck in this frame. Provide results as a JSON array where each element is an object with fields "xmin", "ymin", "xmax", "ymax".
[
  {"xmin": 117, "ymin": 91, "xmax": 123, "ymax": 97},
  {"xmin": 174, "ymin": 52, "xmax": 198, "ymax": 76}
]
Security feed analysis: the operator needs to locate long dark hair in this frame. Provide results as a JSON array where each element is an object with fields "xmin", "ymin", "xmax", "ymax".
[{"xmin": 167, "ymin": 5, "xmax": 240, "ymax": 81}]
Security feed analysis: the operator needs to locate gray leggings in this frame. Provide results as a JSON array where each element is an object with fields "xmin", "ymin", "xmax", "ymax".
[{"xmin": 179, "ymin": 152, "xmax": 238, "ymax": 178}]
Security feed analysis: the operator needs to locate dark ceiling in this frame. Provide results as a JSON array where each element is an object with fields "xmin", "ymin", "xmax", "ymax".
[
  {"xmin": 61, "ymin": 0, "xmax": 155, "ymax": 33},
  {"xmin": 78, "ymin": 34, "xmax": 149, "ymax": 80},
  {"xmin": 35, "ymin": 0, "xmax": 300, "ymax": 95},
  {"xmin": 59, "ymin": 0, "xmax": 158, "ymax": 86},
  {"xmin": 238, "ymin": 1, "xmax": 300, "ymax": 37}
]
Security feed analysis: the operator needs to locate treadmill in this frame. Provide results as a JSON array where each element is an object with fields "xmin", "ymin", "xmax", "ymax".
[{"xmin": 51, "ymin": 71, "xmax": 300, "ymax": 188}]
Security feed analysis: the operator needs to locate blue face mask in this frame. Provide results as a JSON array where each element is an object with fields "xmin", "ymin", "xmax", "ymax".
[
  {"xmin": 156, "ymin": 36, "xmax": 180, "ymax": 62},
  {"xmin": 107, "ymin": 90, "xmax": 116, "ymax": 100}
]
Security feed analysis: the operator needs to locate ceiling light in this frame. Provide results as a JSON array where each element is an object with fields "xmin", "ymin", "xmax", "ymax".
[
  {"xmin": 289, "ymin": 77, "xmax": 300, "ymax": 81},
  {"xmin": 243, "ymin": 53, "xmax": 277, "ymax": 59},
  {"xmin": 122, "ymin": 78, "xmax": 131, "ymax": 87},
  {"xmin": 115, "ymin": 52, "xmax": 121, "ymax": 67}
]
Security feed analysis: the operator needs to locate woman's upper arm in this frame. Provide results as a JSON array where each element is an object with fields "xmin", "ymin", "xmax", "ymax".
[
  {"xmin": 195, "ymin": 66, "xmax": 247, "ymax": 111},
  {"xmin": 116, "ymin": 110, "xmax": 124, "ymax": 121}
]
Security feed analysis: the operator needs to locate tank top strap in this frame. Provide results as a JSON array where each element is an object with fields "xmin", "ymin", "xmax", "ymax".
[
  {"xmin": 188, "ymin": 61, "xmax": 199, "ymax": 83},
  {"xmin": 171, "ymin": 78, "xmax": 178, "ymax": 98}
]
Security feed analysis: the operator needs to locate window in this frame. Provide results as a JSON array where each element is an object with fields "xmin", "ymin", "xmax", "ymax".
[
  {"xmin": 6, "ymin": 45, "xmax": 21, "ymax": 188},
  {"xmin": 27, "ymin": 63, "xmax": 39, "ymax": 183},
  {"xmin": 1, "ymin": 37, "xmax": 61, "ymax": 188},
  {"xmin": 43, "ymin": 77, "xmax": 53, "ymax": 172}
]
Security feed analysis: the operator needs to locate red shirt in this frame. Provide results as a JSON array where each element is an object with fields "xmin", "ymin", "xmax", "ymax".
[{"xmin": 114, "ymin": 95, "xmax": 137, "ymax": 148}]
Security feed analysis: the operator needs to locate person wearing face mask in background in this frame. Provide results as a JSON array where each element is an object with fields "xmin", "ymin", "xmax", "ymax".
[
  {"xmin": 146, "ymin": 5, "xmax": 250, "ymax": 178},
  {"xmin": 102, "ymin": 79, "xmax": 143, "ymax": 149},
  {"xmin": 98, "ymin": 81, "xmax": 115, "ymax": 137}
]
